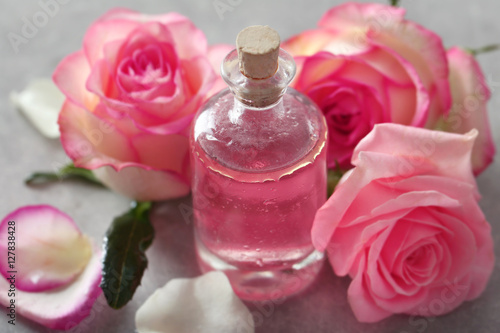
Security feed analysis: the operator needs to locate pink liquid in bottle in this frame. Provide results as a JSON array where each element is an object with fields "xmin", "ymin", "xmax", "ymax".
[{"xmin": 190, "ymin": 32, "xmax": 327, "ymax": 300}]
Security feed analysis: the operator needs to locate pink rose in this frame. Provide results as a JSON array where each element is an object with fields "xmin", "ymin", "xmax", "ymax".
[
  {"xmin": 312, "ymin": 123, "xmax": 494, "ymax": 322},
  {"xmin": 53, "ymin": 8, "xmax": 229, "ymax": 201},
  {"xmin": 283, "ymin": 3, "xmax": 451, "ymax": 169},
  {"xmin": 436, "ymin": 47, "xmax": 495, "ymax": 175}
]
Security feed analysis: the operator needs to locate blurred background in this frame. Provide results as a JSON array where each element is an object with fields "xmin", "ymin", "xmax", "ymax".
[{"xmin": 1, "ymin": 1, "xmax": 499, "ymax": 332}]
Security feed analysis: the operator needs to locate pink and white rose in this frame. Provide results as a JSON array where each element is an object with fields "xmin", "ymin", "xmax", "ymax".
[
  {"xmin": 54, "ymin": 8, "xmax": 229, "ymax": 201},
  {"xmin": 312, "ymin": 123, "xmax": 494, "ymax": 322},
  {"xmin": 283, "ymin": 3, "xmax": 451, "ymax": 169}
]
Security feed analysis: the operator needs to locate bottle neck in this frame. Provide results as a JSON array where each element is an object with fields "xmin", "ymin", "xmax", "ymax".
[
  {"xmin": 232, "ymin": 85, "xmax": 286, "ymax": 108},
  {"xmin": 221, "ymin": 48, "xmax": 296, "ymax": 109},
  {"xmin": 232, "ymin": 92, "xmax": 285, "ymax": 112}
]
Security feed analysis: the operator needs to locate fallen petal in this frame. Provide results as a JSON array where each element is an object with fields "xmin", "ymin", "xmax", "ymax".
[
  {"xmin": 0, "ymin": 243, "xmax": 102, "ymax": 331},
  {"xmin": 10, "ymin": 78, "xmax": 65, "ymax": 138},
  {"xmin": 136, "ymin": 271, "xmax": 254, "ymax": 333},
  {"xmin": 0, "ymin": 205, "xmax": 92, "ymax": 292},
  {"xmin": 0, "ymin": 205, "xmax": 102, "ymax": 330}
]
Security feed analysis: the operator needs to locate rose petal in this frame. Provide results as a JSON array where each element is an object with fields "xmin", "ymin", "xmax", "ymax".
[
  {"xmin": 131, "ymin": 133, "xmax": 190, "ymax": 174},
  {"xmin": 135, "ymin": 271, "xmax": 254, "ymax": 333},
  {"xmin": 172, "ymin": 56, "xmax": 216, "ymax": 117},
  {"xmin": 10, "ymin": 79, "xmax": 64, "ymax": 138},
  {"xmin": 377, "ymin": 175, "xmax": 477, "ymax": 203},
  {"xmin": 347, "ymin": 257, "xmax": 393, "ymax": 323},
  {"xmin": 284, "ymin": 29, "xmax": 372, "ymax": 57},
  {"xmin": 295, "ymin": 53, "xmax": 346, "ymax": 91},
  {"xmin": 58, "ymin": 101, "xmax": 140, "ymax": 169},
  {"xmin": 457, "ymin": 195, "xmax": 495, "ymax": 300},
  {"xmin": 0, "ymin": 247, "xmax": 101, "ymax": 330},
  {"xmin": 370, "ymin": 190, "xmax": 460, "ymax": 219},
  {"xmin": 93, "ymin": 165, "xmax": 190, "ymax": 201},
  {"xmin": 352, "ymin": 124, "xmax": 478, "ymax": 187},
  {"xmin": 52, "ymin": 51, "xmax": 99, "ymax": 111},
  {"xmin": 161, "ymin": 15, "xmax": 208, "ymax": 59},
  {"xmin": 83, "ymin": 18, "xmax": 140, "ymax": 65},
  {"xmin": 207, "ymin": 44, "xmax": 234, "ymax": 73},
  {"xmin": 0, "ymin": 205, "xmax": 102, "ymax": 330},
  {"xmin": 378, "ymin": 218, "xmax": 446, "ymax": 292},
  {"xmin": 444, "ymin": 47, "xmax": 495, "ymax": 175},
  {"xmin": 0, "ymin": 205, "xmax": 92, "ymax": 292},
  {"xmin": 312, "ymin": 152, "xmax": 429, "ymax": 252},
  {"xmin": 369, "ymin": 23, "xmax": 450, "ymax": 122},
  {"xmin": 327, "ymin": 210, "xmax": 408, "ymax": 276},
  {"xmin": 312, "ymin": 164, "xmax": 375, "ymax": 252},
  {"xmin": 408, "ymin": 275, "xmax": 471, "ymax": 317},
  {"xmin": 358, "ymin": 47, "xmax": 412, "ymax": 86},
  {"xmin": 97, "ymin": 10, "xmax": 209, "ymax": 59},
  {"xmin": 339, "ymin": 177, "xmax": 465, "ymax": 230},
  {"xmin": 206, "ymin": 44, "xmax": 233, "ymax": 96},
  {"xmin": 374, "ymin": 44, "xmax": 430, "ymax": 126},
  {"xmin": 318, "ymin": 3, "xmax": 406, "ymax": 31}
]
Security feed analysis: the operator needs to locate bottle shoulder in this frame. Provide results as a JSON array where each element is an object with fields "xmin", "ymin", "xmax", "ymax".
[{"xmin": 191, "ymin": 88, "xmax": 327, "ymax": 174}]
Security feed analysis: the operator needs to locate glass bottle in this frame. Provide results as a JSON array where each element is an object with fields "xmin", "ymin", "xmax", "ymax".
[{"xmin": 190, "ymin": 26, "xmax": 327, "ymax": 301}]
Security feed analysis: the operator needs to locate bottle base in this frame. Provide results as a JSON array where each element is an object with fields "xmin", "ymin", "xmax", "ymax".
[{"xmin": 195, "ymin": 235, "xmax": 325, "ymax": 301}]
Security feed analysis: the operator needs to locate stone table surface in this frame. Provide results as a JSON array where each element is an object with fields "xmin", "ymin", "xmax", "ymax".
[{"xmin": 1, "ymin": 0, "xmax": 500, "ymax": 332}]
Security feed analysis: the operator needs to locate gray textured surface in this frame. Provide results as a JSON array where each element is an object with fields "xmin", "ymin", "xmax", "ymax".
[{"xmin": 1, "ymin": 0, "xmax": 499, "ymax": 332}]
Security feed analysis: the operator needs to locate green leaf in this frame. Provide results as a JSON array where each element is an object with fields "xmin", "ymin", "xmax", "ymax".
[
  {"xmin": 25, "ymin": 163, "xmax": 104, "ymax": 187},
  {"xmin": 389, "ymin": 0, "xmax": 400, "ymax": 6},
  {"xmin": 100, "ymin": 202, "xmax": 154, "ymax": 309},
  {"xmin": 327, "ymin": 164, "xmax": 346, "ymax": 197}
]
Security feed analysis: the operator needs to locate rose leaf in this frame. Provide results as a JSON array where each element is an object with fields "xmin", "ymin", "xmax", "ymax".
[{"xmin": 100, "ymin": 201, "xmax": 154, "ymax": 309}]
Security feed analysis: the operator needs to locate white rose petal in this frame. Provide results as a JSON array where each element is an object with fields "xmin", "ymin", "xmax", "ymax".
[
  {"xmin": 10, "ymin": 78, "xmax": 65, "ymax": 138},
  {"xmin": 136, "ymin": 271, "xmax": 255, "ymax": 333}
]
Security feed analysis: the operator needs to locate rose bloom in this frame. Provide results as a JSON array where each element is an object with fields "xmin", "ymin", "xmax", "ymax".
[
  {"xmin": 312, "ymin": 123, "xmax": 494, "ymax": 323},
  {"xmin": 54, "ymin": 8, "xmax": 230, "ymax": 201},
  {"xmin": 283, "ymin": 3, "xmax": 452, "ymax": 169},
  {"xmin": 437, "ymin": 47, "xmax": 495, "ymax": 175}
]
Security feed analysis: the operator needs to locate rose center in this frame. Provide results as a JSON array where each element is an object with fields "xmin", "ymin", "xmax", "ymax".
[
  {"xmin": 124, "ymin": 45, "xmax": 166, "ymax": 79},
  {"xmin": 116, "ymin": 43, "xmax": 179, "ymax": 96},
  {"xmin": 324, "ymin": 93, "xmax": 361, "ymax": 135},
  {"xmin": 402, "ymin": 244, "xmax": 439, "ymax": 286}
]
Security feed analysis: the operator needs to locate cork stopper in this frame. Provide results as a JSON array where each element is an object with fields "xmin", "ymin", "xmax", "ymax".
[{"xmin": 236, "ymin": 25, "xmax": 280, "ymax": 79}]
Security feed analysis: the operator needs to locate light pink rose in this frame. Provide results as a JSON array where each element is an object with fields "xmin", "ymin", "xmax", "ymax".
[
  {"xmin": 282, "ymin": 3, "xmax": 451, "ymax": 169},
  {"xmin": 436, "ymin": 47, "xmax": 495, "ymax": 175},
  {"xmin": 312, "ymin": 123, "xmax": 494, "ymax": 323},
  {"xmin": 53, "ymin": 8, "xmax": 230, "ymax": 201}
]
